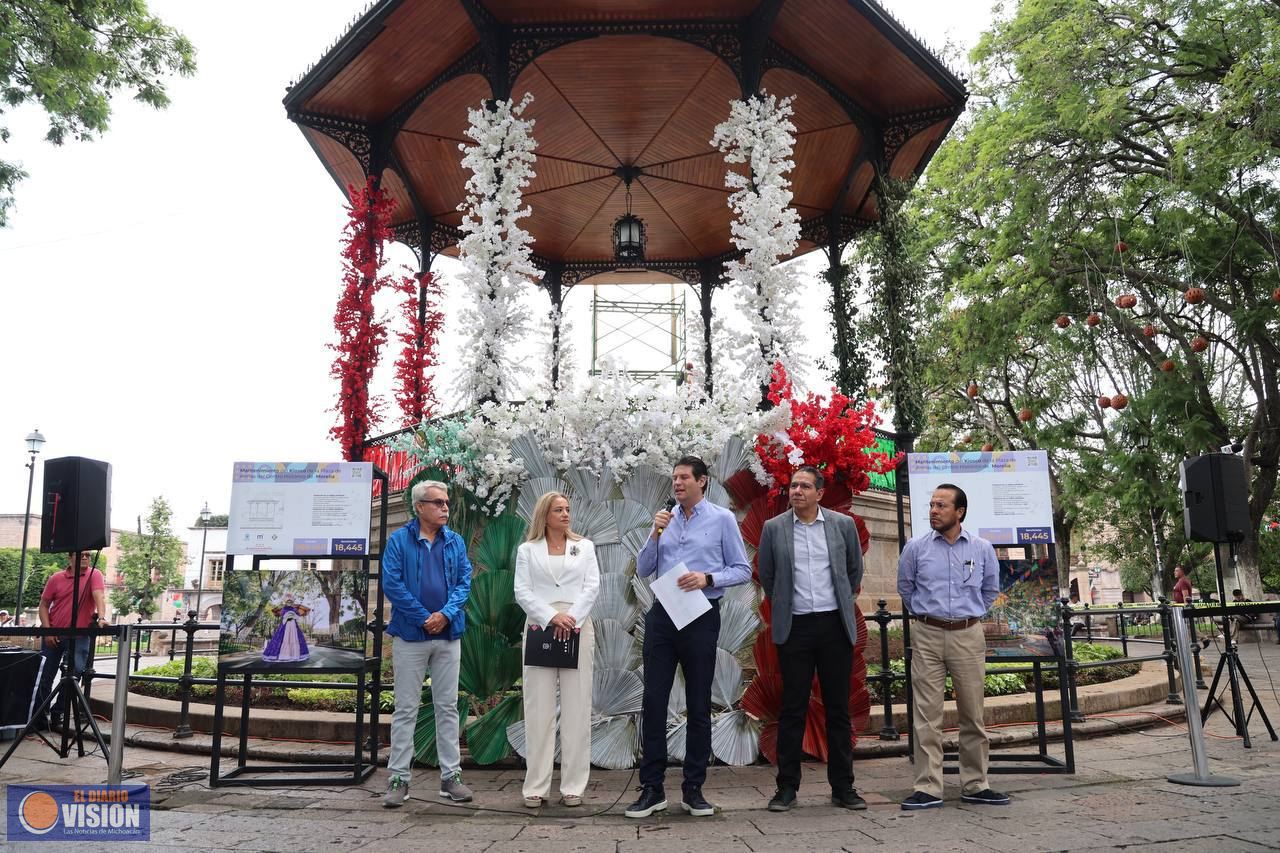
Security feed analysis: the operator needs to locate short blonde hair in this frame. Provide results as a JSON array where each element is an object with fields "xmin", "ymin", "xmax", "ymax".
[{"xmin": 523, "ymin": 492, "xmax": 583, "ymax": 543}]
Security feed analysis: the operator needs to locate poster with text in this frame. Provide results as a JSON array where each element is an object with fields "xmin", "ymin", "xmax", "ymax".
[
  {"xmin": 228, "ymin": 462, "xmax": 373, "ymax": 556},
  {"xmin": 907, "ymin": 451, "xmax": 1054, "ymax": 545}
]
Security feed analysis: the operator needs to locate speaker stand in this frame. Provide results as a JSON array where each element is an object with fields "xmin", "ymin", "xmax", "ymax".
[
  {"xmin": 1199, "ymin": 542, "xmax": 1277, "ymax": 747},
  {"xmin": 0, "ymin": 550, "xmax": 109, "ymax": 771}
]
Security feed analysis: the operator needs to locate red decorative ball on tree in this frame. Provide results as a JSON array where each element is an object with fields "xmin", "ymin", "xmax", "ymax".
[
  {"xmin": 1161, "ymin": 359, "xmax": 1176, "ymax": 372},
  {"xmin": 1184, "ymin": 287, "xmax": 1205, "ymax": 304},
  {"xmin": 1055, "ymin": 314, "xmax": 1071, "ymax": 329},
  {"xmin": 1018, "ymin": 407, "xmax": 1035, "ymax": 422},
  {"xmin": 1114, "ymin": 294, "xmax": 1137, "ymax": 309},
  {"xmin": 1142, "ymin": 324, "xmax": 1157, "ymax": 338},
  {"xmin": 1272, "ymin": 287, "xmax": 1280, "ymax": 303},
  {"xmin": 1086, "ymin": 312, "xmax": 1101, "ymax": 327},
  {"xmin": 961, "ymin": 434, "xmax": 973, "ymax": 445},
  {"xmin": 966, "ymin": 382, "xmax": 979, "ymax": 398},
  {"xmin": 1116, "ymin": 240, "xmax": 1128, "ymax": 253},
  {"xmin": 1111, "ymin": 393, "xmax": 1129, "ymax": 409},
  {"xmin": 981, "ymin": 443, "xmax": 994, "ymax": 452},
  {"xmin": 1191, "ymin": 336, "xmax": 1209, "ymax": 353},
  {"xmin": 1098, "ymin": 396, "xmax": 1111, "ymax": 409}
]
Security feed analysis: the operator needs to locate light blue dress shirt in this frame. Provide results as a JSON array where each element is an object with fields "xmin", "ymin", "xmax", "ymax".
[
  {"xmin": 636, "ymin": 498, "xmax": 752, "ymax": 599},
  {"xmin": 896, "ymin": 527, "xmax": 1000, "ymax": 620},
  {"xmin": 792, "ymin": 509, "xmax": 838, "ymax": 614}
]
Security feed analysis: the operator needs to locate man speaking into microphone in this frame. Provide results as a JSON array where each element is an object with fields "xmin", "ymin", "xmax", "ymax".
[{"xmin": 626, "ymin": 455, "xmax": 751, "ymax": 819}]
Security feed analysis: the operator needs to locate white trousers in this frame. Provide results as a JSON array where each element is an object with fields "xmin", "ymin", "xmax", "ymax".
[{"xmin": 522, "ymin": 606, "xmax": 594, "ymax": 799}]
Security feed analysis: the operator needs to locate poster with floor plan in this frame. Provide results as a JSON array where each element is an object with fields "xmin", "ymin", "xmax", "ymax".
[{"xmin": 227, "ymin": 462, "xmax": 372, "ymax": 556}]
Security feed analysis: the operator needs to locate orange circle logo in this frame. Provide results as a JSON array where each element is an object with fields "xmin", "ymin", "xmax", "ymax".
[{"xmin": 18, "ymin": 791, "xmax": 60, "ymax": 835}]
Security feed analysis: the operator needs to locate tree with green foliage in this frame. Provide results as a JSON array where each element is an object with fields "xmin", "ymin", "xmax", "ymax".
[
  {"xmin": 0, "ymin": 547, "xmax": 65, "ymax": 613},
  {"xmin": 110, "ymin": 497, "xmax": 184, "ymax": 619},
  {"xmin": 906, "ymin": 0, "xmax": 1279, "ymax": 596},
  {"xmin": 0, "ymin": 0, "xmax": 196, "ymax": 224}
]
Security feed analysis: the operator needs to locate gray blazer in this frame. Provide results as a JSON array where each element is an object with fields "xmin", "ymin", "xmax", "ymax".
[{"xmin": 758, "ymin": 508, "xmax": 864, "ymax": 645}]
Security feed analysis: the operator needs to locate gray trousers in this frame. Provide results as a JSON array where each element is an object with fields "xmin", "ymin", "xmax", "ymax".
[{"xmin": 388, "ymin": 636, "xmax": 462, "ymax": 781}]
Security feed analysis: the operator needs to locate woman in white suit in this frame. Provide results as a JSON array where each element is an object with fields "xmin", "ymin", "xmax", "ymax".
[{"xmin": 513, "ymin": 491, "xmax": 601, "ymax": 808}]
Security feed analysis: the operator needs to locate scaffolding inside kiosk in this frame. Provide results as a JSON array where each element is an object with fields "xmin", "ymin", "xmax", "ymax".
[{"xmin": 589, "ymin": 281, "xmax": 687, "ymax": 384}]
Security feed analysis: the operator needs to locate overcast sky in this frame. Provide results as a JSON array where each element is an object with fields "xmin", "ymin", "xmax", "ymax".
[{"xmin": 0, "ymin": 0, "xmax": 996, "ymax": 535}]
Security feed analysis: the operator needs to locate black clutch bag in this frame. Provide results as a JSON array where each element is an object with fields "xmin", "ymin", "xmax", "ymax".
[{"xmin": 524, "ymin": 625, "xmax": 580, "ymax": 669}]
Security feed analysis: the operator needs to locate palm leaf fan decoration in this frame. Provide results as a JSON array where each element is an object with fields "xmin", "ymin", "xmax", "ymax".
[
  {"xmin": 721, "ymin": 468, "xmax": 767, "ymax": 511},
  {"xmin": 710, "ymin": 435, "xmax": 749, "ymax": 482},
  {"xmin": 458, "ymin": 623, "xmax": 521, "ymax": 700},
  {"xmin": 704, "ymin": 478, "xmax": 732, "ymax": 509},
  {"xmin": 565, "ymin": 466, "xmax": 614, "ymax": 503},
  {"xmin": 620, "ymin": 464, "xmax": 671, "ymax": 514},
  {"xmin": 711, "ymin": 648, "xmax": 745, "ymax": 709},
  {"xmin": 665, "ymin": 716, "xmax": 687, "ymax": 762},
  {"xmin": 591, "ymin": 617, "xmax": 640, "ymax": 670},
  {"xmin": 711, "ymin": 709, "xmax": 760, "ymax": 766},
  {"xmin": 630, "ymin": 573, "xmax": 654, "ymax": 613},
  {"xmin": 593, "ymin": 542, "xmax": 633, "ymax": 574},
  {"xmin": 589, "ymin": 714, "xmax": 639, "ymax": 770},
  {"xmin": 463, "ymin": 693, "xmax": 522, "ymax": 764},
  {"xmin": 569, "ymin": 496, "xmax": 621, "ymax": 545},
  {"xmin": 717, "ymin": 597, "xmax": 760, "ymax": 655},
  {"xmin": 592, "ymin": 572, "xmax": 639, "ymax": 627},
  {"xmin": 509, "ymin": 432, "xmax": 557, "ymax": 480},
  {"xmin": 592, "ymin": 667, "xmax": 644, "ymax": 716},
  {"xmin": 667, "ymin": 665, "xmax": 686, "ymax": 719},
  {"xmin": 465, "ymin": 570, "xmax": 524, "ymax": 644},
  {"xmin": 471, "ymin": 514, "xmax": 525, "ymax": 573}
]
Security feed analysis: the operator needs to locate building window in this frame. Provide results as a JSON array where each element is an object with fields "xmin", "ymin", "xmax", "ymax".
[
  {"xmin": 301, "ymin": 560, "xmax": 318, "ymax": 571},
  {"xmin": 209, "ymin": 558, "xmax": 225, "ymax": 584}
]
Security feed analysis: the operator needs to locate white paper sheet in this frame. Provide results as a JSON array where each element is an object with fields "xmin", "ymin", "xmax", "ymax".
[{"xmin": 650, "ymin": 561, "xmax": 711, "ymax": 630}]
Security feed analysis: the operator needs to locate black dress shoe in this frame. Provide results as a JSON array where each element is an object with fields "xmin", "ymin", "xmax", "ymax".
[
  {"xmin": 624, "ymin": 786, "xmax": 667, "ymax": 818},
  {"xmin": 768, "ymin": 787, "xmax": 797, "ymax": 811},
  {"xmin": 831, "ymin": 789, "xmax": 867, "ymax": 810},
  {"xmin": 681, "ymin": 788, "xmax": 716, "ymax": 816}
]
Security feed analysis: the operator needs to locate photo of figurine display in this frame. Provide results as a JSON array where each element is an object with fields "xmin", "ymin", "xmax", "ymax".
[{"xmin": 219, "ymin": 566, "xmax": 367, "ymax": 659}]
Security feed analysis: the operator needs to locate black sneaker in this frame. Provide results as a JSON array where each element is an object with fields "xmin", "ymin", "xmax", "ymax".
[
  {"xmin": 831, "ymin": 789, "xmax": 867, "ymax": 810},
  {"xmin": 961, "ymin": 789, "xmax": 1010, "ymax": 805},
  {"xmin": 767, "ymin": 787, "xmax": 797, "ymax": 811},
  {"xmin": 681, "ymin": 788, "xmax": 716, "ymax": 817},
  {"xmin": 624, "ymin": 786, "xmax": 667, "ymax": 819},
  {"xmin": 901, "ymin": 791, "xmax": 944, "ymax": 810}
]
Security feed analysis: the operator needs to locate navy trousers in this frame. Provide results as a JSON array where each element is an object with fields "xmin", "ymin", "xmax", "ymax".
[
  {"xmin": 774, "ymin": 610, "xmax": 854, "ymax": 792},
  {"xmin": 638, "ymin": 600, "xmax": 720, "ymax": 794}
]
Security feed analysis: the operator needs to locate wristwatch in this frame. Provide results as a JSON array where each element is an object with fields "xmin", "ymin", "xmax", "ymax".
[{"xmin": 705, "ymin": 573, "xmax": 715, "ymax": 589}]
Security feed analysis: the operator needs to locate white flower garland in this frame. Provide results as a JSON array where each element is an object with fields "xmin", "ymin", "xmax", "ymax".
[
  {"xmin": 401, "ymin": 370, "xmax": 782, "ymax": 513},
  {"xmin": 711, "ymin": 92, "xmax": 807, "ymax": 392},
  {"xmin": 455, "ymin": 94, "xmax": 539, "ymax": 404}
]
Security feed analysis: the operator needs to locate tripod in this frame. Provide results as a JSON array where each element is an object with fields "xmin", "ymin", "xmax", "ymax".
[
  {"xmin": 0, "ymin": 549, "xmax": 109, "ymax": 770},
  {"xmin": 1199, "ymin": 541, "xmax": 1277, "ymax": 748}
]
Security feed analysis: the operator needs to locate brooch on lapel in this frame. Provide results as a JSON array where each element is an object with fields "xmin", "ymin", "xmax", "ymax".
[{"xmin": 569, "ymin": 545, "xmax": 580, "ymax": 556}]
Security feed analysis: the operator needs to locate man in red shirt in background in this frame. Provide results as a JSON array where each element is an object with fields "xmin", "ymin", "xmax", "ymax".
[
  {"xmin": 1172, "ymin": 565, "xmax": 1193, "ymax": 604},
  {"xmin": 34, "ymin": 553, "xmax": 108, "ymax": 729}
]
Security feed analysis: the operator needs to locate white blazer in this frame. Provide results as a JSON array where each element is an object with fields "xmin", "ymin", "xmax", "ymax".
[{"xmin": 513, "ymin": 538, "xmax": 601, "ymax": 627}]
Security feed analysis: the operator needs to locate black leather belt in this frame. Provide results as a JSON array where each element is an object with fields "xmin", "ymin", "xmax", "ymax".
[{"xmin": 915, "ymin": 615, "xmax": 980, "ymax": 631}]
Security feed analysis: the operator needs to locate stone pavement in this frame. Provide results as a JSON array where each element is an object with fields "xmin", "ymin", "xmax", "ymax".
[{"xmin": 3, "ymin": 641, "xmax": 1280, "ymax": 852}]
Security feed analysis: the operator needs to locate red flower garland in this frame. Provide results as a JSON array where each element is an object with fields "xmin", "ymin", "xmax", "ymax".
[
  {"xmin": 754, "ymin": 362, "xmax": 901, "ymax": 496},
  {"xmin": 392, "ymin": 271, "xmax": 443, "ymax": 426},
  {"xmin": 330, "ymin": 177, "xmax": 396, "ymax": 461}
]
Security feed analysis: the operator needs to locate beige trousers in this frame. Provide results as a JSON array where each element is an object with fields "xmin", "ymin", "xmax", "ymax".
[
  {"xmin": 522, "ymin": 604, "xmax": 594, "ymax": 799},
  {"xmin": 908, "ymin": 620, "xmax": 989, "ymax": 797}
]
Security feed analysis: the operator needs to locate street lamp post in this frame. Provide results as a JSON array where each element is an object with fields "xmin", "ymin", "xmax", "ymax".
[
  {"xmin": 193, "ymin": 503, "xmax": 211, "ymax": 620},
  {"xmin": 16, "ymin": 429, "xmax": 46, "ymax": 619}
]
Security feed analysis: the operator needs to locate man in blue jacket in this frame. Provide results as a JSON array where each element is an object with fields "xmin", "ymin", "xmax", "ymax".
[{"xmin": 383, "ymin": 479, "xmax": 474, "ymax": 808}]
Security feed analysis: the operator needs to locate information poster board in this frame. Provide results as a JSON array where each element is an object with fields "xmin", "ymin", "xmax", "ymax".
[
  {"xmin": 908, "ymin": 450, "xmax": 1054, "ymax": 545},
  {"xmin": 228, "ymin": 462, "xmax": 373, "ymax": 556}
]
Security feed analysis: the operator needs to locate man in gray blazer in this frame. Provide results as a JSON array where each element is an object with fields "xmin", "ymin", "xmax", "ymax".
[{"xmin": 758, "ymin": 465, "xmax": 865, "ymax": 812}]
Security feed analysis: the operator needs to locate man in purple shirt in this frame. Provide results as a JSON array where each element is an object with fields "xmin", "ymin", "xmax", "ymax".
[
  {"xmin": 625, "ymin": 455, "xmax": 751, "ymax": 819},
  {"xmin": 897, "ymin": 483, "xmax": 1008, "ymax": 810}
]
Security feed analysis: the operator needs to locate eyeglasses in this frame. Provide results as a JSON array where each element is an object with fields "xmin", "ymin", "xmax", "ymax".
[{"xmin": 416, "ymin": 499, "xmax": 450, "ymax": 509}]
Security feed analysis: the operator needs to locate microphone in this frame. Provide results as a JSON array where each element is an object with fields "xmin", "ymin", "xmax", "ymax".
[{"xmin": 656, "ymin": 498, "xmax": 676, "ymax": 533}]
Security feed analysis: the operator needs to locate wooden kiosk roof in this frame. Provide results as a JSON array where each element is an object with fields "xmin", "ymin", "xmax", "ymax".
[{"xmin": 285, "ymin": 0, "xmax": 966, "ymax": 283}]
